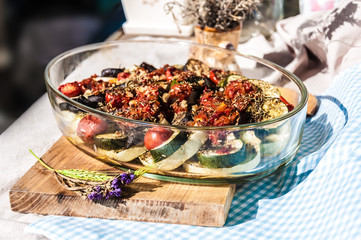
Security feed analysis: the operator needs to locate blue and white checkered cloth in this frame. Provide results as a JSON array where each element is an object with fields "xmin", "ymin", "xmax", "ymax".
[{"xmin": 25, "ymin": 63, "xmax": 361, "ymax": 239}]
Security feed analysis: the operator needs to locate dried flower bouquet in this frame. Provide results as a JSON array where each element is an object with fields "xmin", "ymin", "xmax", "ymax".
[{"xmin": 165, "ymin": 0, "xmax": 260, "ymax": 32}]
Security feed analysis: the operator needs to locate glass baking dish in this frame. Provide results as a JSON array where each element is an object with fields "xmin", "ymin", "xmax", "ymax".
[{"xmin": 45, "ymin": 40, "xmax": 308, "ymax": 184}]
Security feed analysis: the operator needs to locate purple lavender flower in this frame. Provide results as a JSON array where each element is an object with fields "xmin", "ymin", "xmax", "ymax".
[
  {"xmin": 88, "ymin": 191, "xmax": 103, "ymax": 200},
  {"xmin": 87, "ymin": 186, "xmax": 104, "ymax": 200},
  {"xmin": 109, "ymin": 188, "xmax": 122, "ymax": 198},
  {"xmin": 87, "ymin": 172, "xmax": 136, "ymax": 201},
  {"xmin": 120, "ymin": 173, "xmax": 135, "ymax": 185},
  {"xmin": 111, "ymin": 178, "xmax": 121, "ymax": 189}
]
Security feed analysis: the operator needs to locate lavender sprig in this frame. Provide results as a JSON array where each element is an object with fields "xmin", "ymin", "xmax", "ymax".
[
  {"xmin": 29, "ymin": 149, "xmax": 112, "ymax": 182},
  {"xmin": 88, "ymin": 172, "xmax": 136, "ymax": 200},
  {"xmin": 29, "ymin": 150, "xmax": 148, "ymax": 201}
]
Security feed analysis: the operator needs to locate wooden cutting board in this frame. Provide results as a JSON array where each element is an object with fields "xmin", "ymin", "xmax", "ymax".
[{"xmin": 9, "ymin": 137, "xmax": 235, "ymax": 227}]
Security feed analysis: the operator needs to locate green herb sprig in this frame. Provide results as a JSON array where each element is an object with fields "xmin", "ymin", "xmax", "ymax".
[
  {"xmin": 29, "ymin": 149, "xmax": 113, "ymax": 182},
  {"xmin": 29, "ymin": 149, "xmax": 148, "ymax": 200}
]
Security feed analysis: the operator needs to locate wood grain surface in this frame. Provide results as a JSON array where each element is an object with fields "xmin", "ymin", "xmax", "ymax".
[{"xmin": 9, "ymin": 137, "xmax": 235, "ymax": 227}]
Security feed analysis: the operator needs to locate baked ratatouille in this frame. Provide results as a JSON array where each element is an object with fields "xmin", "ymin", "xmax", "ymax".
[{"xmin": 57, "ymin": 59, "xmax": 294, "ymax": 176}]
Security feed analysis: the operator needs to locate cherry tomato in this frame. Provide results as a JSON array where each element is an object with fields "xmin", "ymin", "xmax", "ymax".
[
  {"xmin": 58, "ymin": 82, "xmax": 82, "ymax": 97},
  {"xmin": 76, "ymin": 115, "xmax": 108, "ymax": 143},
  {"xmin": 144, "ymin": 127, "xmax": 173, "ymax": 150}
]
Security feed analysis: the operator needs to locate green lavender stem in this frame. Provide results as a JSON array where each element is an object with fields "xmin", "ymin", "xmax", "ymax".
[
  {"xmin": 29, "ymin": 149, "xmax": 54, "ymax": 171},
  {"xmin": 56, "ymin": 169, "xmax": 112, "ymax": 182},
  {"xmin": 29, "ymin": 149, "xmax": 111, "ymax": 182},
  {"xmin": 134, "ymin": 167, "xmax": 151, "ymax": 177}
]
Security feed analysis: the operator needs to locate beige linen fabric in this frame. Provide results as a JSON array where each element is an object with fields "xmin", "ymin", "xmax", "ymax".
[{"xmin": 273, "ymin": 0, "xmax": 361, "ymax": 93}]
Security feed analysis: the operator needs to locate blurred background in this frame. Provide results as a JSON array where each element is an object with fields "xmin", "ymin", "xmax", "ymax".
[{"xmin": 0, "ymin": 0, "xmax": 126, "ymax": 133}]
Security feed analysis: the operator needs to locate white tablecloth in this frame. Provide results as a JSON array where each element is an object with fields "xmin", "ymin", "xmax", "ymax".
[{"xmin": 0, "ymin": 94, "xmax": 61, "ymax": 239}]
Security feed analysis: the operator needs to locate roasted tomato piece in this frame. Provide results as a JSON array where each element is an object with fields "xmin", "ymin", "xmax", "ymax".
[
  {"xmin": 280, "ymin": 96, "xmax": 294, "ymax": 111},
  {"xmin": 144, "ymin": 127, "xmax": 173, "ymax": 150},
  {"xmin": 224, "ymin": 80, "xmax": 255, "ymax": 99},
  {"xmin": 209, "ymin": 69, "xmax": 224, "ymax": 85},
  {"xmin": 105, "ymin": 89, "xmax": 133, "ymax": 109},
  {"xmin": 195, "ymin": 91, "xmax": 240, "ymax": 126},
  {"xmin": 169, "ymin": 82, "xmax": 192, "ymax": 102},
  {"xmin": 105, "ymin": 92, "xmax": 123, "ymax": 108},
  {"xmin": 78, "ymin": 78, "xmax": 108, "ymax": 94},
  {"xmin": 78, "ymin": 78, "xmax": 93, "ymax": 93},
  {"xmin": 91, "ymin": 80, "xmax": 107, "ymax": 93},
  {"xmin": 165, "ymin": 67, "xmax": 175, "ymax": 82},
  {"xmin": 76, "ymin": 115, "xmax": 108, "ymax": 143},
  {"xmin": 117, "ymin": 72, "xmax": 130, "ymax": 81},
  {"xmin": 199, "ymin": 91, "xmax": 220, "ymax": 109},
  {"xmin": 58, "ymin": 82, "xmax": 82, "ymax": 97}
]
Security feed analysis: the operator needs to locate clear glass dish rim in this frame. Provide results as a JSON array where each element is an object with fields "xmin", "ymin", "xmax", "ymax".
[{"xmin": 45, "ymin": 39, "xmax": 308, "ymax": 131}]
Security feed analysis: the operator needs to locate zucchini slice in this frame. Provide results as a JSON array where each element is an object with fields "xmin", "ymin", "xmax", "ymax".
[
  {"xmin": 94, "ymin": 132, "xmax": 127, "ymax": 150},
  {"xmin": 150, "ymin": 131, "xmax": 188, "ymax": 162},
  {"xmin": 261, "ymin": 98, "xmax": 289, "ymax": 122},
  {"xmin": 197, "ymin": 139, "xmax": 246, "ymax": 168},
  {"xmin": 218, "ymin": 74, "xmax": 247, "ymax": 87},
  {"xmin": 226, "ymin": 74, "xmax": 248, "ymax": 83},
  {"xmin": 248, "ymin": 79, "xmax": 280, "ymax": 98},
  {"xmin": 183, "ymin": 131, "xmax": 261, "ymax": 176},
  {"xmin": 246, "ymin": 97, "xmax": 289, "ymax": 124},
  {"xmin": 183, "ymin": 153, "xmax": 260, "ymax": 176},
  {"xmin": 96, "ymin": 145, "xmax": 147, "ymax": 162},
  {"xmin": 139, "ymin": 131, "xmax": 208, "ymax": 171}
]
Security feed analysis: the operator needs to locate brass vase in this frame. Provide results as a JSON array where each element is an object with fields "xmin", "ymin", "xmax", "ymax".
[
  {"xmin": 194, "ymin": 24, "xmax": 242, "ymax": 49},
  {"xmin": 191, "ymin": 24, "xmax": 242, "ymax": 72}
]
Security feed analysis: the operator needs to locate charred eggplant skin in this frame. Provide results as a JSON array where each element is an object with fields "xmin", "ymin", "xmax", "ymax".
[
  {"xmin": 101, "ymin": 68, "xmax": 124, "ymax": 77},
  {"xmin": 59, "ymin": 102, "xmax": 83, "ymax": 113},
  {"xmin": 184, "ymin": 58, "xmax": 210, "ymax": 76},
  {"xmin": 59, "ymin": 95, "xmax": 105, "ymax": 113},
  {"xmin": 140, "ymin": 62, "xmax": 157, "ymax": 72}
]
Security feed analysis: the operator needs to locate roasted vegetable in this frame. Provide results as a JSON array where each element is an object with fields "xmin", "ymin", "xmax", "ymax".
[
  {"xmin": 94, "ymin": 132, "xmax": 128, "ymax": 150},
  {"xmin": 184, "ymin": 58, "xmax": 210, "ymax": 76},
  {"xmin": 101, "ymin": 68, "xmax": 124, "ymax": 77},
  {"xmin": 197, "ymin": 139, "xmax": 246, "ymax": 168}
]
